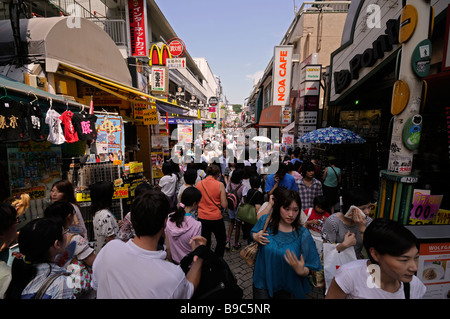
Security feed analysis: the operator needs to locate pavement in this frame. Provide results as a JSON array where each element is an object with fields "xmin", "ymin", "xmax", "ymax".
[{"xmin": 216, "ymin": 213, "xmax": 325, "ymax": 299}]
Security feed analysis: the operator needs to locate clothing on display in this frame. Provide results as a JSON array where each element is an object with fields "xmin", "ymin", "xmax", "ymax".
[
  {"xmin": 59, "ymin": 110, "xmax": 79, "ymax": 143},
  {"xmin": 28, "ymin": 103, "xmax": 45, "ymax": 142},
  {"xmin": 0, "ymin": 100, "xmax": 31, "ymax": 142},
  {"xmin": 72, "ymin": 113, "xmax": 97, "ymax": 141},
  {"xmin": 45, "ymin": 108, "xmax": 66, "ymax": 145}
]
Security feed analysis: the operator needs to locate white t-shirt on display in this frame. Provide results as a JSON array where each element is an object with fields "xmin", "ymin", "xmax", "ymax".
[
  {"xmin": 92, "ymin": 239, "xmax": 194, "ymax": 299},
  {"xmin": 334, "ymin": 259, "xmax": 426, "ymax": 299}
]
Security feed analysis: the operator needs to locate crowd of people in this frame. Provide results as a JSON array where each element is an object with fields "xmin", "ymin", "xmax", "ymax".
[{"xmin": 0, "ymin": 141, "xmax": 427, "ymax": 300}]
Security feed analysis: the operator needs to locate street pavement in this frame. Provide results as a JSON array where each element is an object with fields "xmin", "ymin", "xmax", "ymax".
[{"xmin": 216, "ymin": 213, "xmax": 325, "ymax": 299}]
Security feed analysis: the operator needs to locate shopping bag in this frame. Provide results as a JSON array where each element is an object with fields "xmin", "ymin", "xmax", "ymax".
[{"xmin": 323, "ymin": 242, "xmax": 357, "ymax": 293}]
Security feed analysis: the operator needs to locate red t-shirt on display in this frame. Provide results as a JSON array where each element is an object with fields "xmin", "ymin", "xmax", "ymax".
[{"xmin": 59, "ymin": 110, "xmax": 79, "ymax": 143}]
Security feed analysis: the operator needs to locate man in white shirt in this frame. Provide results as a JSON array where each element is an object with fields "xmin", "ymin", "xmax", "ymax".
[{"xmin": 92, "ymin": 190, "xmax": 206, "ymax": 299}]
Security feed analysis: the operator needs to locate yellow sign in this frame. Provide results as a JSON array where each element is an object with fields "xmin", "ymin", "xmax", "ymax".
[
  {"xmin": 434, "ymin": 209, "xmax": 450, "ymax": 225},
  {"xmin": 76, "ymin": 186, "xmax": 129, "ymax": 202},
  {"xmin": 12, "ymin": 186, "xmax": 46, "ymax": 200},
  {"xmin": 399, "ymin": 4, "xmax": 418, "ymax": 44},
  {"xmin": 133, "ymin": 102, "xmax": 147, "ymax": 121},
  {"xmin": 113, "ymin": 187, "xmax": 129, "ymax": 199},
  {"xmin": 143, "ymin": 108, "xmax": 158, "ymax": 125}
]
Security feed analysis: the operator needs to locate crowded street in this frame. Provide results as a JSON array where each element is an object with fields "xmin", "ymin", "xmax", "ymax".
[{"xmin": 0, "ymin": 0, "xmax": 450, "ymax": 310}]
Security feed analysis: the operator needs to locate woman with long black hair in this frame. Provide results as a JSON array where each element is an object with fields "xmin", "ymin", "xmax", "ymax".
[{"xmin": 251, "ymin": 189, "xmax": 321, "ymax": 299}]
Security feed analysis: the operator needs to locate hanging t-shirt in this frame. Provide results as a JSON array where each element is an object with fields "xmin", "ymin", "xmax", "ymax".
[
  {"xmin": 28, "ymin": 103, "xmax": 45, "ymax": 142},
  {"xmin": 45, "ymin": 109, "xmax": 66, "ymax": 145},
  {"xmin": 0, "ymin": 100, "xmax": 30, "ymax": 143},
  {"xmin": 72, "ymin": 113, "xmax": 97, "ymax": 141},
  {"xmin": 59, "ymin": 110, "xmax": 79, "ymax": 143}
]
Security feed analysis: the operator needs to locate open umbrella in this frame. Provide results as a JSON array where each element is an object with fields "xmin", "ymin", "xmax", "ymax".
[
  {"xmin": 299, "ymin": 127, "xmax": 366, "ymax": 144},
  {"xmin": 252, "ymin": 136, "xmax": 272, "ymax": 143}
]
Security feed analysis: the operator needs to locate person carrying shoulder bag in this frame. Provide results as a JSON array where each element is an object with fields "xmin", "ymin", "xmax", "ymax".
[{"xmin": 196, "ymin": 164, "xmax": 228, "ymax": 258}]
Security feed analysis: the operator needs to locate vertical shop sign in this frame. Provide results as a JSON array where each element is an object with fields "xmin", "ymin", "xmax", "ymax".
[
  {"xmin": 272, "ymin": 45, "xmax": 293, "ymax": 106},
  {"xmin": 281, "ymin": 107, "xmax": 291, "ymax": 124},
  {"xmin": 128, "ymin": 0, "xmax": 148, "ymax": 57},
  {"xmin": 151, "ymin": 67, "xmax": 168, "ymax": 94}
]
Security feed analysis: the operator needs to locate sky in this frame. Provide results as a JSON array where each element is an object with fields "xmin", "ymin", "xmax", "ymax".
[{"xmin": 155, "ymin": 0, "xmax": 300, "ymax": 105}]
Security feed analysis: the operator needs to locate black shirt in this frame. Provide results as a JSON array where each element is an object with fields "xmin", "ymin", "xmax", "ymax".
[
  {"xmin": 28, "ymin": 103, "xmax": 45, "ymax": 142},
  {"xmin": 0, "ymin": 100, "xmax": 30, "ymax": 142},
  {"xmin": 72, "ymin": 113, "xmax": 97, "ymax": 140},
  {"xmin": 246, "ymin": 188, "xmax": 264, "ymax": 206}
]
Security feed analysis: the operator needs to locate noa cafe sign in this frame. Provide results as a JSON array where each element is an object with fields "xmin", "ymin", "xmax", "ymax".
[{"xmin": 272, "ymin": 45, "xmax": 293, "ymax": 106}]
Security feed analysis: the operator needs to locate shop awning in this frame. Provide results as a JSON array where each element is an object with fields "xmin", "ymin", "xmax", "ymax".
[
  {"xmin": 0, "ymin": 74, "xmax": 87, "ymax": 109},
  {"xmin": 281, "ymin": 121, "xmax": 295, "ymax": 133},
  {"xmin": 258, "ymin": 105, "xmax": 285, "ymax": 127},
  {"xmin": 58, "ymin": 64, "xmax": 190, "ymax": 113},
  {"xmin": 0, "ymin": 17, "xmax": 132, "ymax": 86}
]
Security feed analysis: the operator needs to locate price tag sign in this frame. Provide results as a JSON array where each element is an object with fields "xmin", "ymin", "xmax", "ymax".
[{"xmin": 409, "ymin": 194, "xmax": 443, "ymax": 225}]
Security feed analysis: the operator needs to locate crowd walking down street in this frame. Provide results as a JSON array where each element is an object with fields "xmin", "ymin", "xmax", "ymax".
[{"xmin": 0, "ymin": 137, "xmax": 430, "ymax": 301}]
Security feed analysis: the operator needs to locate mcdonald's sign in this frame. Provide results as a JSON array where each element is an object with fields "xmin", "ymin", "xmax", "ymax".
[{"xmin": 149, "ymin": 44, "xmax": 172, "ymax": 66}]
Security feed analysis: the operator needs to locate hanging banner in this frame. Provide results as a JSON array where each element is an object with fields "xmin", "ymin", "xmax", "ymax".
[
  {"xmin": 95, "ymin": 115, "xmax": 125, "ymax": 162},
  {"xmin": 128, "ymin": 0, "xmax": 148, "ymax": 57},
  {"xmin": 151, "ymin": 67, "xmax": 168, "ymax": 94},
  {"xmin": 272, "ymin": 45, "xmax": 294, "ymax": 106},
  {"xmin": 177, "ymin": 123, "xmax": 193, "ymax": 144},
  {"xmin": 282, "ymin": 134, "xmax": 294, "ymax": 149}
]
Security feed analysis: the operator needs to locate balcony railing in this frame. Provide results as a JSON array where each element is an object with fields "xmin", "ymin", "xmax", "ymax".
[
  {"xmin": 49, "ymin": 0, "xmax": 127, "ymax": 46},
  {"xmin": 92, "ymin": 19, "xmax": 127, "ymax": 46}
]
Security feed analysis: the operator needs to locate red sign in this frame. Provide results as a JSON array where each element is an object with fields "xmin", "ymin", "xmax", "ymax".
[
  {"xmin": 298, "ymin": 96, "xmax": 319, "ymax": 111},
  {"xmin": 128, "ymin": 0, "xmax": 147, "ymax": 57},
  {"xmin": 167, "ymin": 38, "xmax": 186, "ymax": 57}
]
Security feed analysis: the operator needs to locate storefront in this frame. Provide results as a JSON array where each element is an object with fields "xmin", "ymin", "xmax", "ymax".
[
  {"xmin": 0, "ymin": 17, "xmax": 186, "ymax": 240},
  {"xmin": 328, "ymin": 0, "xmax": 450, "ymax": 223}
]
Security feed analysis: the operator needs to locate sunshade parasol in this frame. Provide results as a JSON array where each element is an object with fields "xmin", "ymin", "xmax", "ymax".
[{"xmin": 299, "ymin": 127, "xmax": 366, "ymax": 144}]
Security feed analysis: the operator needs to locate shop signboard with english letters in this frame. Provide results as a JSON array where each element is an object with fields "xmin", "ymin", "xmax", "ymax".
[{"xmin": 272, "ymin": 45, "xmax": 294, "ymax": 106}]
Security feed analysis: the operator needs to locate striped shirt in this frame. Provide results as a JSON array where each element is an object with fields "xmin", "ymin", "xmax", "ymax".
[
  {"xmin": 21, "ymin": 263, "xmax": 75, "ymax": 299},
  {"xmin": 296, "ymin": 178, "xmax": 323, "ymax": 210}
]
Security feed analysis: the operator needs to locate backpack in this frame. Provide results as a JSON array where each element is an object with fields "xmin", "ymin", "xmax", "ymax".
[
  {"xmin": 180, "ymin": 246, "xmax": 243, "ymax": 299},
  {"xmin": 226, "ymin": 183, "xmax": 243, "ymax": 211}
]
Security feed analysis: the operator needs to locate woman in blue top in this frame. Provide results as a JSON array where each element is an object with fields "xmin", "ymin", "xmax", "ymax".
[{"xmin": 251, "ymin": 189, "xmax": 321, "ymax": 299}]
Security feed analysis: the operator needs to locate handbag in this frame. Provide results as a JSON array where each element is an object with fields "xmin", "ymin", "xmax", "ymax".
[
  {"xmin": 237, "ymin": 190, "xmax": 258, "ymax": 225},
  {"xmin": 239, "ymin": 213, "xmax": 271, "ymax": 267},
  {"xmin": 323, "ymin": 242, "xmax": 357, "ymax": 293}
]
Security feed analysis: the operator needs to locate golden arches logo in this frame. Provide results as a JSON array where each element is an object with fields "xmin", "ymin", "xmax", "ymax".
[{"xmin": 149, "ymin": 44, "xmax": 172, "ymax": 66}]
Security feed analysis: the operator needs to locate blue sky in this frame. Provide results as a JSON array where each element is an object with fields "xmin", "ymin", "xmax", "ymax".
[{"xmin": 155, "ymin": 0, "xmax": 299, "ymax": 105}]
